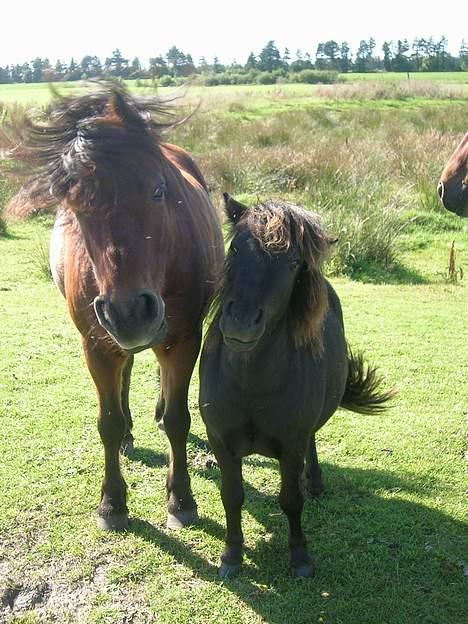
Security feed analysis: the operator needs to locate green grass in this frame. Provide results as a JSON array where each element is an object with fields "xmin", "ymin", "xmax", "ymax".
[
  {"xmin": 0, "ymin": 80, "xmax": 467, "ymax": 623},
  {"xmin": 344, "ymin": 71, "xmax": 468, "ymax": 83},
  {"xmin": 0, "ymin": 219, "xmax": 466, "ymax": 624},
  {"xmin": 1, "ymin": 73, "xmax": 467, "ymax": 107}
]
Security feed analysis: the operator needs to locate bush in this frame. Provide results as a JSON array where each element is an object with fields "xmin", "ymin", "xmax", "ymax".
[
  {"xmin": 159, "ymin": 75, "xmax": 176, "ymax": 87},
  {"xmin": 256, "ymin": 72, "xmax": 277, "ymax": 85},
  {"xmin": 292, "ymin": 69, "xmax": 339, "ymax": 84}
]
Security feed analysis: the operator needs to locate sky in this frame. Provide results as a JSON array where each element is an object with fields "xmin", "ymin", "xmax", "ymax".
[{"xmin": 1, "ymin": 0, "xmax": 466, "ymax": 67}]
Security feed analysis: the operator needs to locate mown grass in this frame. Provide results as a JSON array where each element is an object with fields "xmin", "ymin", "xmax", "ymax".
[{"xmin": 0, "ymin": 82, "xmax": 467, "ymax": 623}]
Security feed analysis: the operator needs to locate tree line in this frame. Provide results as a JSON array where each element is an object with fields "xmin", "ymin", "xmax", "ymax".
[{"xmin": 1, "ymin": 37, "xmax": 467, "ymax": 85}]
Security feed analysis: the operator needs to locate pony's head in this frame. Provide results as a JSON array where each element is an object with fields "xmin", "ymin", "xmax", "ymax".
[
  {"xmin": 438, "ymin": 131, "xmax": 468, "ymax": 218},
  {"xmin": 3, "ymin": 84, "xmax": 183, "ymax": 351},
  {"xmin": 215, "ymin": 194, "xmax": 336, "ymax": 352}
]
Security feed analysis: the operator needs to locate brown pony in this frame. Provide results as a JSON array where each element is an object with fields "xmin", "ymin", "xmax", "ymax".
[
  {"xmin": 438, "ymin": 131, "xmax": 468, "ymax": 217},
  {"xmin": 1, "ymin": 84, "xmax": 224, "ymax": 530}
]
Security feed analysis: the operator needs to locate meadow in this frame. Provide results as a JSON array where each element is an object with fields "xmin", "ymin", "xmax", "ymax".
[{"xmin": 0, "ymin": 78, "xmax": 467, "ymax": 623}]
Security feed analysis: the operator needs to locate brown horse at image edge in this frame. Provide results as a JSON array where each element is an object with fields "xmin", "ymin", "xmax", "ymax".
[
  {"xmin": 438, "ymin": 131, "xmax": 468, "ymax": 217},
  {"xmin": 1, "ymin": 84, "xmax": 224, "ymax": 530}
]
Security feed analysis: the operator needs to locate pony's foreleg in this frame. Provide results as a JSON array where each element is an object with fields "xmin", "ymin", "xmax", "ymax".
[
  {"xmin": 210, "ymin": 439, "xmax": 244, "ymax": 579},
  {"xmin": 84, "ymin": 340, "xmax": 129, "ymax": 530},
  {"xmin": 120, "ymin": 355, "xmax": 134, "ymax": 456},
  {"xmin": 279, "ymin": 453, "xmax": 314, "ymax": 577},
  {"xmin": 156, "ymin": 332, "xmax": 201, "ymax": 529},
  {"xmin": 304, "ymin": 434, "xmax": 324, "ymax": 497}
]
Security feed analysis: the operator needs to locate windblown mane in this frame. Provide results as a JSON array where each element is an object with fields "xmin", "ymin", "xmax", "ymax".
[
  {"xmin": 212, "ymin": 200, "xmax": 335, "ymax": 350},
  {"xmin": 0, "ymin": 82, "xmax": 181, "ymax": 217}
]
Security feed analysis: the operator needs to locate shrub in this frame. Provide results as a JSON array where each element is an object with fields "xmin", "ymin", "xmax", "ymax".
[
  {"xmin": 292, "ymin": 70, "xmax": 339, "ymax": 84},
  {"xmin": 159, "ymin": 75, "xmax": 175, "ymax": 87},
  {"xmin": 257, "ymin": 72, "xmax": 277, "ymax": 85}
]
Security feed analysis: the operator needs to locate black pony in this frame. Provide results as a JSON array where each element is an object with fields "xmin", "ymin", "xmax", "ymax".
[{"xmin": 199, "ymin": 194, "xmax": 394, "ymax": 578}]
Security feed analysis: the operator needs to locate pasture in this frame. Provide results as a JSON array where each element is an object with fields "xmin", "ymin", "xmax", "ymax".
[{"xmin": 0, "ymin": 79, "xmax": 467, "ymax": 623}]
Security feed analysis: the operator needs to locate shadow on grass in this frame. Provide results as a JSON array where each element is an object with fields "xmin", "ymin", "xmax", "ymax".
[
  {"xmin": 128, "ymin": 462, "xmax": 465, "ymax": 624},
  {"xmin": 348, "ymin": 260, "xmax": 429, "ymax": 284},
  {"xmin": 128, "ymin": 447, "xmax": 167, "ymax": 468},
  {"xmin": 0, "ymin": 228, "xmax": 23, "ymax": 241},
  {"xmin": 128, "ymin": 432, "xmax": 211, "ymax": 469}
]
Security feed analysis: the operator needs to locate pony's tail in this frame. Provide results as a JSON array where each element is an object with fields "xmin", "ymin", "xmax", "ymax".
[{"xmin": 340, "ymin": 347, "xmax": 396, "ymax": 415}]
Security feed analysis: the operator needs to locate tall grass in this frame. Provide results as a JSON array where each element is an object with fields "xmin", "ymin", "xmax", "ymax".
[
  {"xmin": 0, "ymin": 175, "xmax": 14, "ymax": 236},
  {"xmin": 1, "ymin": 84, "xmax": 466, "ymax": 275},
  {"xmin": 172, "ymin": 101, "xmax": 465, "ymax": 278}
]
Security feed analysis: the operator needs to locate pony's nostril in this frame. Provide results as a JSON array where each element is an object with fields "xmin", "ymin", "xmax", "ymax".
[
  {"xmin": 94, "ymin": 296, "xmax": 115, "ymax": 330},
  {"xmin": 136, "ymin": 292, "xmax": 158, "ymax": 322},
  {"xmin": 437, "ymin": 181, "xmax": 444, "ymax": 199},
  {"xmin": 254, "ymin": 309, "xmax": 264, "ymax": 325}
]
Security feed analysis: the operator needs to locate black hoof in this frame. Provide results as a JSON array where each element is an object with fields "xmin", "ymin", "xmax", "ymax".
[
  {"xmin": 166, "ymin": 507, "xmax": 199, "ymax": 529},
  {"xmin": 96, "ymin": 513, "xmax": 129, "ymax": 531},
  {"xmin": 120, "ymin": 435, "xmax": 134, "ymax": 457},
  {"xmin": 219, "ymin": 562, "xmax": 241, "ymax": 579},
  {"xmin": 292, "ymin": 563, "xmax": 315, "ymax": 578}
]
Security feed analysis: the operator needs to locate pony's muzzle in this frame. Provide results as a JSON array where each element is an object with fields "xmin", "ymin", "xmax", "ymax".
[
  {"xmin": 94, "ymin": 290, "xmax": 167, "ymax": 351},
  {"xmin": 220, "ymin": 302, "xmax": 265, "ymax": 352}
]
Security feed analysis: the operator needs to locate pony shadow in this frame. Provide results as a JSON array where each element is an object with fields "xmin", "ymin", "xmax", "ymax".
[
  {"xmin": 127, "ymin": 446, "xmax": 167, "ymax": 468},
  {"xmin": 188, "ymin": 431, "xmax": 211, "ymax": 452},
  {"xmin": 127, "ymin": 462, "xmax": 465, "ymax": 624}
]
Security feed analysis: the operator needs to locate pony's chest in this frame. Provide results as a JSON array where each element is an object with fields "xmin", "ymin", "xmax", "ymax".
[{"xmin": 201, "ymin": 375, "xmax": 308, "ymax": 459}]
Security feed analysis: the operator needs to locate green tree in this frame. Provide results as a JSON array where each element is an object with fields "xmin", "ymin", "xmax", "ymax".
[
  {"xmin": 392, "ymin": 40, "xmax": 410, "ymax": 71},
  {"xmin": 54, "ymin": 59, "xmax": 65, "ymax": 80},
  {"xmin": 382, "ymin": 41, "xmax": 393, "ymax": 71},
  {"xmin": 460, "ymin": 39, "xmax": 468, "ymax": 71},
  {"xmin": 104, "ymin": 49, "xmax": 129, "ymax": 78},
  {"xmin": 21, "ymin": 62, "xmax": 32, "ymax": 83},
  {"xmin": 245, "ymin": 52, "xmax": 257, "ymax": 70},
  {"xmin": 0, "ymin": 66, "xmax": 10, "ymax": 83},
  {"xmin": 212, "ymin": 56, "xmax": 224, "ymax": 73},
  {"xmin": 149, "ymin": 55, "xmax": 168, "ymax": 78},
  {"xmin": 31, "ymin": 57, "xmax": 44, "ymax": 82},
  {"xmin": 339, "ymin": 42, "xmax": 351, "ymax": 72},
  {"xmin": 258, "ymin": 40, "xmax": 282, "ymax": 72},
  {"xmin": 67, "ymin": 58, "xmax": 81, "ymax": 80}
]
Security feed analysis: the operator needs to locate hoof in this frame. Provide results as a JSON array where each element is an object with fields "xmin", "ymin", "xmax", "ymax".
[
  {"xmin": 166, "ymin": 507, "xmax": 199, "ymax": 530},
  {"xmin": 96, "ymin": 513, "xmax": 129, "ymax": 531},
  {"xmin": 292, "ymin": 563, "xmax": 315, "ymax": 578},
  {"xmin": 219, "ymin": 562, "xmax": 241, "ymax": 579},
  {"xmin": 120, "ymin": 436, "xmax": 134, "ymax": 457}
]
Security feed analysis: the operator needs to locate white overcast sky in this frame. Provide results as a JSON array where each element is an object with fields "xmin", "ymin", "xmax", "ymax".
[{"xmin": 1, "ymin": 0, "xmax": 466, "ymax": 66}]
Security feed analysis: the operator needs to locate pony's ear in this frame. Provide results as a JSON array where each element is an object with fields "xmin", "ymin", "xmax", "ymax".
[
  {"xmin": 107, "ymin": 89, "xmax": 142, "ymax": 128},
  {"xmin": 223, "ymin": 193, "xmax": 248, "ymax": 223}
]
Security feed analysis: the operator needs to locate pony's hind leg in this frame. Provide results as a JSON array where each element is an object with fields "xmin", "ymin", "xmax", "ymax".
[
  {"xmin": 156, "ymin": 333, "xmax": 201, "ymax": 529},
  {"xmin": 304, "ymin": 434, "xmax": 324, "ymax": 498},
  {"xmin": 279, "ymin": 453, "xmax": 314, "ymax": 577},
  {"xmin": 84, "ymin": 340, "xmax": 130, "ymax": 531},
  {"xmin": 120, "ymin": 355, "xmax": 134, "ymax": 456}
]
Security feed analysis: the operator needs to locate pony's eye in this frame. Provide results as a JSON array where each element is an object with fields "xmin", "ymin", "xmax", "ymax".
[{"xmin": 153, "ymin": 183, "xmax": 166, "ymax": 200}]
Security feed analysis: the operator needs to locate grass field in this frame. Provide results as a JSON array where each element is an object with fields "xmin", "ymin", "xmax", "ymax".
[{"xmin": 0, "ymin": 80, "xmax": 467, "ymax": 623}]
